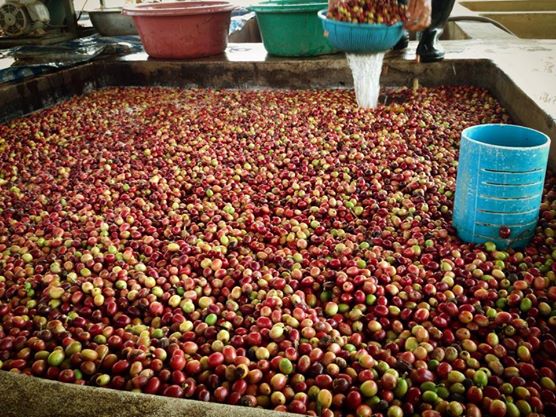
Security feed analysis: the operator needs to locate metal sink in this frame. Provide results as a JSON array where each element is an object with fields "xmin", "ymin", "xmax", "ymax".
[
  {"xmin": 461, "ymin": 0, "xmax": 556, "ymax": 12},
  {"xmin": 460, "ymin": 1, "xmax": 556, "ymax": 38},
  {"xmin": 479, "ymin": 12, "xmax": 556, "ymax": 38}
]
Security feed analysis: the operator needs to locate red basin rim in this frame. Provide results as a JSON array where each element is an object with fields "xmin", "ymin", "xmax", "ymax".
[{"xmin": 123, "ymin": 1, "xmax": 235, "ymax": 17}]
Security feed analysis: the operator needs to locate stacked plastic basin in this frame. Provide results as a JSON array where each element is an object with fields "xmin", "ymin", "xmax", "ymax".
[
  {"xmin": 250, "ymin": 0, "xmax": 336, "ymax": 57},
  {"xmin": 123, "ymin": 2, "xmax": 235, "ymax": 59}
]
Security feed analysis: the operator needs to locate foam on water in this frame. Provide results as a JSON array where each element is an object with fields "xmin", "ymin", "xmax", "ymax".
[{"xmin": 346, "ymin": 52, "xmax": 385, "ymax": 109}]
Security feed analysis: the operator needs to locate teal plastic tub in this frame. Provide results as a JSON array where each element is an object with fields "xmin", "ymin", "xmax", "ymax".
[{"xmin": 249, "ymin": 1, "xmax": 337, "ymax": 57}]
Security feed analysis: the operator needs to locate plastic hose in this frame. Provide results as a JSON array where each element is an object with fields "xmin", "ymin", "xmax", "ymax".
[{"xmin": 448, "ymin": 15, "xmax": 516, "ymax": 36}]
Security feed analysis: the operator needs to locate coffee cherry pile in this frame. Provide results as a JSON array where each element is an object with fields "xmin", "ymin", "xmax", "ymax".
[
  {"xmin": 0, "ymin": 86, "xmax": 555, "ymax": 417},
  {"xmin": 328, "ymin": 0, "xmax": 407, "ymax": 25}
]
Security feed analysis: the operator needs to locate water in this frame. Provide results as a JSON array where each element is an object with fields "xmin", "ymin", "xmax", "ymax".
[{"xmin": 346, "ymin": 52, "xmax": 385, "ymax": 109}]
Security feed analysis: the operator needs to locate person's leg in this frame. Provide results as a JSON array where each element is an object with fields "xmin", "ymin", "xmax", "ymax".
[
  {"xmin": 393, "ymin": 31, "xmax": 409, "ymax": 51},
  {"xmin": 416, "ymin": 0, "xmax": 456, "ymax": 62},
  {"xmin": 393, "ymin": 0, "xmax": 410, "ymax": 50}
]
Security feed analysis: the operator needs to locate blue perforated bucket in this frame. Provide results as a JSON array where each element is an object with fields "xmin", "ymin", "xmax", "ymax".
[
  {"xmin": 318, "ymin": 10, "xmax": 403, "ymax": 53},
  {"xmin": 453, "ymin": 124, "xmax": 550, "ymax": 249}
]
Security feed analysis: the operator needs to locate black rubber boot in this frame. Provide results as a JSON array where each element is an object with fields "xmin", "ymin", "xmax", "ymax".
[
  {"xmin": 416, "ymin": 0, "xmax": 456, "ymax": 62},
  {"xmin": 393, "ymin": 30, "xmax": 409, "ymax": 50}
]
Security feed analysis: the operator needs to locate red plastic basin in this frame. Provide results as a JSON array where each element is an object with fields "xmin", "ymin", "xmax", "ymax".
[{"xmin": 123, "ymin": 2, "xmax": 235, "ymax": 59}]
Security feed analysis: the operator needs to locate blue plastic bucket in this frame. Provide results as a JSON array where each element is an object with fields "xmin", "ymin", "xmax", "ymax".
[{"xmin": 453, "ymin": 124, "xmax": 550, "ymax": 249}]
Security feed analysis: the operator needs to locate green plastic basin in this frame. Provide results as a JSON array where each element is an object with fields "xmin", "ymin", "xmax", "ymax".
[{"xmin": 249, "ymin": 2, "xmax": 337, "ymax": 57}]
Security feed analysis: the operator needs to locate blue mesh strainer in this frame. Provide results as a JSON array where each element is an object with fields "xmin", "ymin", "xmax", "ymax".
[{"xmin": 318, "ymin": 9, "xmax": 403, "ymax": 53}]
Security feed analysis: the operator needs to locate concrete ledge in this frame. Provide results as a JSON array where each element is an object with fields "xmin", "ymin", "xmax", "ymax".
[{"xmin": 0, "ymin": 371, "xmax": 299, "ymax": 417}]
